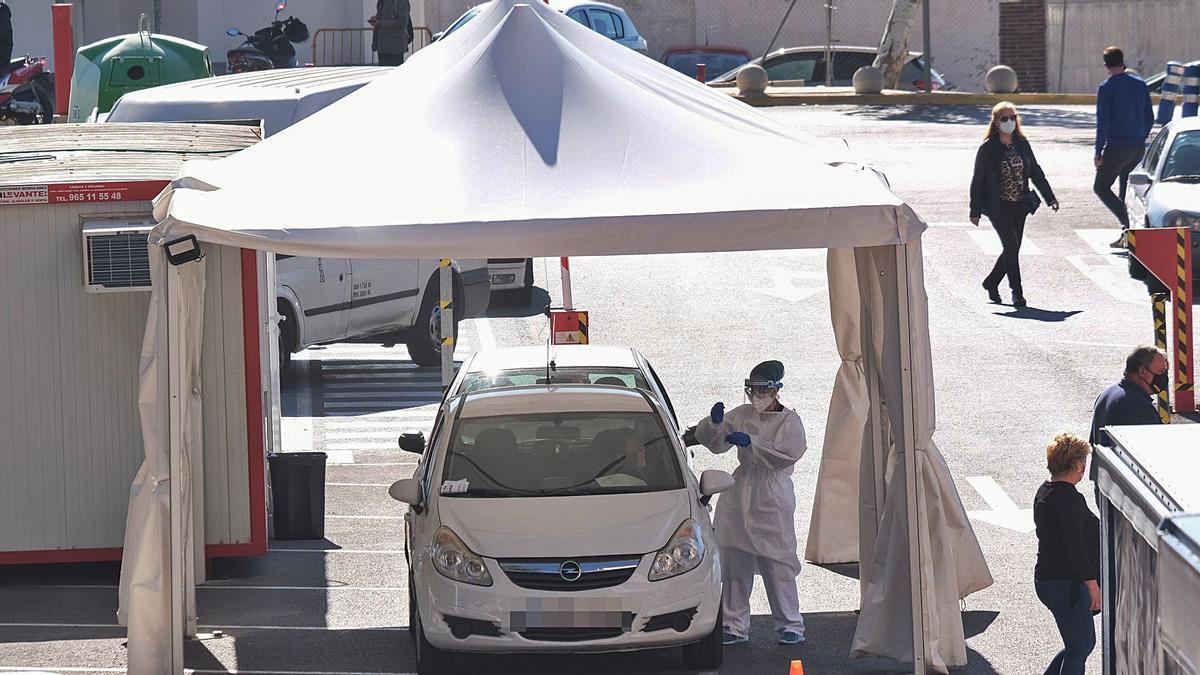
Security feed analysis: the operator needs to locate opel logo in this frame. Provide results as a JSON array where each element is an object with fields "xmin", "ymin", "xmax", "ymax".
[{"xmin": 559, "ymin": 560, "xmax": 583, "ymax": 582}]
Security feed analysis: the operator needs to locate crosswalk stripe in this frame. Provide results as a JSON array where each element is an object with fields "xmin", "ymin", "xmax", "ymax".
[
  {"xmin": 1065, "ymin": 254, "xmax": 1146, "ymax": 304},
  {"xmin": 1074, "ymin": 228, "xmax": 1125, "ymax": 255},
  {"xmin": 324, "ymin": 391, "xmax": 443, "ymax": 400},
  {"xmin": 327, "ymin": 442, "xmax": 401, "ymax": 450},
  {"xmin": 966, "ymin": 229, "xmax": 1043, "ymax": 256}
]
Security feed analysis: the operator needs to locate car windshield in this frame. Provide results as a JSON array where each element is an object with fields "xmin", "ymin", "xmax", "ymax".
[
  {"xmin": 441, "ymin": 411, "xmax": 684, "ymax": 497},
  {"xmin": 459, "ymin": 367, "xmax": 649, "ymax": 393},
  {"xmin": 1162, "ymin": 131, "xmax": 1200, "ymax": 181},
  {"xmin": 439, "ymin": 6, "xmax": 481, "ymax": 40},
  {"xmin": 665, "ymin": 52, "xmax": 749, "ymax": 80}
]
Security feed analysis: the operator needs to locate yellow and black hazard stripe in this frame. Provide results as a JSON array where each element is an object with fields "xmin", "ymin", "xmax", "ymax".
[
  {"xmin": 1175, "ymin": 230, "xmax": 1192, "ymax": 396},
  {"xmin": 1152, "ymin": 293, "xmax": 1171, "ymax": 423},
  {"xmin": 439, "ymin": 258, "xmax": 455, "ymax": 349},
  {"xmin": 577, "ymin": 312, "xmax": 589, "ymax": 345}
]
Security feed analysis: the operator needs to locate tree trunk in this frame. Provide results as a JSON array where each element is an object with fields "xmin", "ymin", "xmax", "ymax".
[{"xmin": 873, "ymin": 0, "xmax": 921, "ymax": 89}]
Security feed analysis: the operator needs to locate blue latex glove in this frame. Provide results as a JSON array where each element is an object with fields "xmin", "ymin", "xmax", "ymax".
[
  {"xmin": 725, "ymin": 432, "xmax": 751, "ymax": 447},
  {"xmin": 710, "ymin": 402, "xmax": 725, "ymax": 424}
]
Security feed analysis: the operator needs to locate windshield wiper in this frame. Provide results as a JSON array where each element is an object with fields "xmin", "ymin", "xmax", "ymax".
[
  {"xmin": 1161, "ymin": 174, "xmax": 1200, "ymax": 183},
  {"xmin": 445, "ymin": 487, "xmax": 518, "ymax": 498}
]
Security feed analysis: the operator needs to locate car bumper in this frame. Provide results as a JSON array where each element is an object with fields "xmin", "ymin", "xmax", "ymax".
[
  {"xmin": 460, "ymin": 266, "xmax": 491, "ymax": 318},
  {"xmin": 416, "ymin": 552, "xmax": 720, "ymax": 653},
  {"xmin": 486, "ymin": 259, "xmax": 529, "ymax": 292}
]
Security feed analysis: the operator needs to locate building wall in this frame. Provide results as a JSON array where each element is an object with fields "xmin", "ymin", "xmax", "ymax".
[
  {"xmin": 1046, "ymin": 0, "xmax": 1200, "ymax": 93},
  {"xmin": 999, "ymin": 0, "xmax": 1047, "ymax": 92},
  {"xmin": 0, "ymin": 202, "xmax": 252, "ymax": 553}
]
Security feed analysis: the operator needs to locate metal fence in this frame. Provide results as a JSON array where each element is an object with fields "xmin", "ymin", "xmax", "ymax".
[{"xmin": 310, "ymin": 26, "xmax": 434, "ymax": 67}]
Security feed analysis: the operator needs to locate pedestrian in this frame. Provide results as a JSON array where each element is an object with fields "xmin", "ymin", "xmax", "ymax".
[
  {"xmin": 1093, "ymin": 46, "xmax": 1154, "ymax": 248},
  {"xmin": 0, "ymin": 1, "xmax": 13, "ymax": 68},
  {"xmin": 969, "ymin": 101, "xmax": 1060, "ymax": 308},
  {"xmin": 694, "ymin": 360, "xmax": 808, "ymax": 647},
  {"xmin": 1088, "ymin": 346, "xmax": 1167, "ymax": 447},
  {"xmin": 1034, "ymin": 432, "xmax": 1101, "ymax": 675},
  {"xmin": 369, "ymin": 0, "xmax": 411, "ymax": 67}
]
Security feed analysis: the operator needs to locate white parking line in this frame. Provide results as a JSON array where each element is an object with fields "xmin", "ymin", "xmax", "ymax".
[
  {"xmin": 928, "ymin": 221, "xmax": 974, "ymax": 227},
  {"xmin": 966, "ymin": 229, "xmax": 1043, "ymax": 256},
  {"xmin": 326, "ymin": 515, "xmax": 404, "ymax": 520},
  {"xmin": 326, "ymin": 442, "xmax": 401, "ymax": 451},
  {"xmin": 323, "ymin": 450, "xmax": 354, "ymax": 464}
]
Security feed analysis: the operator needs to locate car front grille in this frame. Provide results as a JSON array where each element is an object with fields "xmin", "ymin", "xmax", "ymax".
[
  {"xmin": 498, "ymin": 555, "xmax": 641, "ymax": 592},
  {"xmin": 519, "ymin": 626, "xmax": 625, "ymax": 642}
]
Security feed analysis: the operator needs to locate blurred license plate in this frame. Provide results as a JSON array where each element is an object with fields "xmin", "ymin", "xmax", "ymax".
[{"xmin": 509, "ymin": 598, "xmax": 633, "ymax": 630}]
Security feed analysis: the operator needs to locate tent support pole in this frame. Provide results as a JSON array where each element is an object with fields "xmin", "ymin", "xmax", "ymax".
[
  {"xmin": 560, "ymin": 257, "xmax": 573, "ymax": 310},
  {"xmin": 166, "ymin": 263, "xmax": 186, "ymax": 675},
  {"xmin": 439, "ymin": 259, "xmax": 455, "ymax": 387},
  {"xmin": 894, "ymin": 243, "xmax": 928, "ymax": 673}
]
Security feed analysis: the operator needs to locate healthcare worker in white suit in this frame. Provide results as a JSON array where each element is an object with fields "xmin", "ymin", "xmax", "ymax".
[{"xmin": 694, "ymin": 360, "xmax": 808, "ymax": 646}]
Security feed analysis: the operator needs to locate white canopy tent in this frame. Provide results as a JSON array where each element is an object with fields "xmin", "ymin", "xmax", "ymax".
[{"xmin": 120, "ymin": 1, "xmax": 991, "ymax": 672}]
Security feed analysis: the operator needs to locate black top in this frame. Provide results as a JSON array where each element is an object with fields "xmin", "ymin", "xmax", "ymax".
[
  {"xmin": 969, "ymin": 134, "xmax": 1057, "ymax": 219},
  {"xmin": 1088, "ymin": 378, "xmax": 1162, "ymax": 447},
  {"xmin": 1034, "ymin": 481, "xmax": 1100, "ymax": 581}
]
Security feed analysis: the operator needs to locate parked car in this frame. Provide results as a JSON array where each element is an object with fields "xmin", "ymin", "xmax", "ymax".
[
  {"xmin": 710, "ymin": 46, "xmax": 949, "ymax": 91},
  {"xmin": 391, "ymin": 383, "xmax": 731, "ymax": 673},
  {"xmin": 435, "ymin": 0, "xmax": 648, "ymax": 54},
  {"xmin": 1127, "ymin": 117, "xmax": 1200, "ymax": 294},
  {"xmin": 447, "ymin": 344, "xmax": 683, "ymax": 431},
  {"xmin": 1144, "ymin": 60, "xmax": 1200, "ymax": 94},
  {"xmin": 661, "ymin": 45, "xmax": 751, "ymax": 82}
]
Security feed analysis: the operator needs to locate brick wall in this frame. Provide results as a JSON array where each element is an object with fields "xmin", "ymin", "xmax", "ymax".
[{"xmin": 999, "ymin": 0, "xmax": 1047, "ymax": 92}]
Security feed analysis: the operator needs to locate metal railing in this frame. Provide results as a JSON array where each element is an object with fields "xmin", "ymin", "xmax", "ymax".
[{"xmin": 310, "ymin": 26, "xmax": 433, "ymax": 66}]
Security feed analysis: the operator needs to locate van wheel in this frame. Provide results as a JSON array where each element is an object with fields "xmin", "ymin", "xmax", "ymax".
[
  {"xmin": 406, "ymin": 276, "xmax": 460, "ymax": 367},
  {"xmin": 681, "ymin": 605, "xmax": 724, "ymax": 669},
  {"xmin": 278, "ymin": 302, "xmax": 296, "ymax": 378},
  {"xmin": 413, "ymin": 601, "xmax": 453, "ymax": 674}
]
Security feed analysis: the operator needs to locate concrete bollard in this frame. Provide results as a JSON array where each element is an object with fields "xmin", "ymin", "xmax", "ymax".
[
  {"xmin": 852, "ymin": 66, "xmax": 883, "ymax": 94},
  {"xmin": 1182, "ymin": 64, "xmax": 1200, "ymax": 118},
  {"xmin": 1157, "ymin": 61, "xmax": 1185, "ymax": 124},
  {"xmin": 736, "ymin": 65, "xmax": 769, "ymax": 96},
  {"xmin": 985, "ymin": 65, "xmax": 1019, "ymax": 94}
]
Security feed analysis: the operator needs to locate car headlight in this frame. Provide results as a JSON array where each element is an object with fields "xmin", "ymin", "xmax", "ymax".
[
  {"xmin": 1163, "ymin": 210, "xmax": 1200, "ymax": 231},
  {"xmin": 430, "ymin": 526, "xmax": 493, "ymax": 586},
  {"xmin": 649, "ymin": 519, "xmax": 705, "ymax": 581}
]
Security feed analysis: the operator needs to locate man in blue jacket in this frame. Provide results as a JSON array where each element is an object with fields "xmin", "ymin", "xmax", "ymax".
[{"xmin": 1093, "ymin": 46, "xmax": 1154, "ymax": 248}]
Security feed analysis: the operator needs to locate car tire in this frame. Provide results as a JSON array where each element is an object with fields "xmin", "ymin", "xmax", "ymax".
[
  {"xmin": 278, "ymin": 301, "xmax": 296, "ymax": 378},
  {"xmin": 406, "ymin": 274, "xmax": 461, "ymax": 368},
  {"xmin": 681, "ymin": 604, "xmax": 724, "ymax": 669},
  {"xmin": 413, "ymin": 598, "xmax": 453, "ymax": 675}
]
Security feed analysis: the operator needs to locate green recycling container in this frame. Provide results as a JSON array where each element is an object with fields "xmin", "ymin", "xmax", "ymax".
[{"xmin": 67, "ymin": 24, "xmax": 211, "ymax": 122}]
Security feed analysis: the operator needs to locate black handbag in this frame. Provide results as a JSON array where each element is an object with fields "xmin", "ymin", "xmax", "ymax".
[{"xmin": 1025, "ymin": 188, "xmax": 1042, "ymax": 215}]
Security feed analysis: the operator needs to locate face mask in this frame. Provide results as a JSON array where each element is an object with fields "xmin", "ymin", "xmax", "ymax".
[
  {"xmin": 1149, "ymin": 369, "xmax": 1169, "ymax": 394},
  {"xmin": 998, "ymin": 120, "xmax": 1017, "ymax": 134},
  {"xmin": 751, "ymin": 395, "xmax": 776, "ymax": 413}
]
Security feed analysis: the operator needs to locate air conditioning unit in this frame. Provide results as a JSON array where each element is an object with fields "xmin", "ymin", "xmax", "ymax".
[{"xmin": 82, "ymin": 218, "xmax": 154, "ymax": 293}]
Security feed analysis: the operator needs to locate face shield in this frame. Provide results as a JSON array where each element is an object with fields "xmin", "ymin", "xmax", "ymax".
[{"xmin": 744, "ymin": 378, "xmax": 782, "ymax": 412}]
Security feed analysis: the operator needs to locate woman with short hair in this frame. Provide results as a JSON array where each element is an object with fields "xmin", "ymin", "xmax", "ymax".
[
  {"xmin": 1033, "ymin": 433, "xmax": 1100, "ymax": 675},
  {"xmin": 969, "ymin": 101, "xmax": 1060, "ymax": 308}
]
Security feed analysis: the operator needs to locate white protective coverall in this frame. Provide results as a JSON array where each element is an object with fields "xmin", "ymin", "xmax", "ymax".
[{"xmin": 696, "ymin": 402, "xmax": 808, "ymax": 638}]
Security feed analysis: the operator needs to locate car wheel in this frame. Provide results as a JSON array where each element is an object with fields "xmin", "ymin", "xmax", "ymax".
[
  {"xmin": 406, "ymin": 275, "xmax": 460, "ymax": 367},
  {"xmin": 413, "ymin": 599, "xmax": 453, "ymax": 675},
  {"xmin": 681, "ymin": 604, "xmax": 724, "ymax": 669},
  {"xmin": 278, "ymin": 302, "xmax": 296, "ymax": 378}
]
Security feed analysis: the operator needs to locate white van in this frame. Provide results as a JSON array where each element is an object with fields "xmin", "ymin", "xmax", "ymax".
[{"xmin": 105, "ymin": 67, "xmax": 534, "ymax": 308}]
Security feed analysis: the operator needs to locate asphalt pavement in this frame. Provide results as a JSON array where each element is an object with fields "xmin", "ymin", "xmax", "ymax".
[{"xmin": 3, "ymin": 104, "xmax": 1192, "ymax": 675}]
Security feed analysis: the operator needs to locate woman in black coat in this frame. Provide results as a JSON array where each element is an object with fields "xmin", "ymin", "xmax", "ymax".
[{"xmin": 969, "ymin": 102, "xmax": 1059, "ymax": 308}]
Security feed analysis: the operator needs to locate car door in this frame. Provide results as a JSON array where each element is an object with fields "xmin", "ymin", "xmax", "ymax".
[
  {"xmin": 346, "ymin": 258, "xmax": 422, "ymax": 337},
  {"xmin": 278, "ymin": 255, "xmax": 351, "ymax": 346}
]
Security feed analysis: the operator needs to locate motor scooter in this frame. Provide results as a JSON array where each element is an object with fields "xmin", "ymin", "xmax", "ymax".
[
  {"xmin": 0, "ymin": 55, "xmax": 55, "ymax": 124},
  {"xmin": 226, "ymin": 0, "xmax": 309, "ymax": 73}
]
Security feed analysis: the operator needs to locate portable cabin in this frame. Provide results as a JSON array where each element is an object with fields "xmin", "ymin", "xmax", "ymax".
[{"xmin": 0, "ymin": 122, "xmax": 270, "ymax": 564}]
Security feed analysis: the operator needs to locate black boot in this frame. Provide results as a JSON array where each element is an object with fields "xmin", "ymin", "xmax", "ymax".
[
  {"xmin": 1012, "ymin": 293, "xmax": 1027, "ymax": 308},
  {"xmin": 982, "ymin": 281, "xmax": 1001, "ymax": 304}
]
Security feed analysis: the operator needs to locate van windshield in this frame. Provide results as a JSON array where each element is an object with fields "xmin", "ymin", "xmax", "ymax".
[{"xmin": 440, "ymin": 411, "xmax": 684, "ymax": 497}]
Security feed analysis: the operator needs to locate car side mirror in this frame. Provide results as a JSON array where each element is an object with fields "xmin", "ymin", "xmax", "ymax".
[
  {"xmin": 389, "ymin": 478, "xmax": 423, "ymax": 506},
  {"xmin": 226, "ymin": 28, "xmax": 240, "ymax": 36},
  {"xmin": 698, "ymin": 470, "xmax": 735, "ymax": 505},
  {"xmin": 1129, "ymin": 173, "xmax": 1152, "ymax": 186},
  {"xmin": 398, "ymin": 431, "xmax": 426, "ymax": 454}
]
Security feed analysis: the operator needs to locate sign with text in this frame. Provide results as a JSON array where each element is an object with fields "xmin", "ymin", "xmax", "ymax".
[
  {"xmin": 550, "ymin": 310, "xmax": 589, "ymax": 345},
  {"xmin": 0, "ymin": 181, "xmax": 169, "ymax": 206}
]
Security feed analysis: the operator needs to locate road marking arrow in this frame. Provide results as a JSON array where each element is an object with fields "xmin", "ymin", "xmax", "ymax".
[
  {"xmin": 966, "ymin": 476, "xmax": 1035, "ymax": 533},
  {"xmin": 751, "ymin": 267, "xmax": 826, "ymax": 303}
]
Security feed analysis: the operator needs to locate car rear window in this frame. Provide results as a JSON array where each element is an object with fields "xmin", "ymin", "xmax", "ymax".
[
  {"xmin": 460, "ymin": 367, "xmax": 649, "ymax": 393},
  {"xmin": 441, "ymin": 411, "xmax": 684, "ymax": 497}
]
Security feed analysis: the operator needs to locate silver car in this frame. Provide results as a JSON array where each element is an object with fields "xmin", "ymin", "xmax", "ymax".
[
  {"xmin": 435, "ymin": 0, "xmax": 648, "ymax": 54},
  {"xmin": 710, "ymin": 45, "xmax": 949, "ymax": 91},
  {"xmin": 1128, "ymin": 117, "xmax": 1200, "ymax": 293}
]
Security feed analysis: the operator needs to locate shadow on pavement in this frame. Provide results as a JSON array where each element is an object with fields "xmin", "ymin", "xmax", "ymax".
[
  {"xmin": 992, "ymin": 307, "xmax": 1083, "ymax": 322},
  {"xmin": 814, "ymin": 562, "xmax": 861, "ymax": 580},
  {"xmin": 843, "ymin": 105, "xmax": 1096, "ymax": 130}
]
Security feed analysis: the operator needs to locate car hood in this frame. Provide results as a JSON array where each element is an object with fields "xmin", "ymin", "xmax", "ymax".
[
  {"xmin": 437, "ymin": 489, "xmax": 693, "ymax": 558},
  {"xmin": 1150, "ymin": 182, "xmax": 1200, "ymax": 214}
]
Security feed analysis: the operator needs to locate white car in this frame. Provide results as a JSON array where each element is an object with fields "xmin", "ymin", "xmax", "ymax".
[
  {"xmin": 435, "ymin": 1, "xmax": 648, "ymax": 54},
  {"xmin": 1127, "ymin": 117, "xmax": 1200, "ymax": 294},
  {"xmin": 277, "ymin": 255, "xmax": 490, "ymax": 369},
  {"xmin": 390, "ymin": 385, "xmax": 731, "ymax": 673},
  {"xmin": 447, "ymin": 344, "xmax": 683, "ymax": 431}
]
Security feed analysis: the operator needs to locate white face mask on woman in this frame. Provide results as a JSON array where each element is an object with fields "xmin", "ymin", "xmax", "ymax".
[
  {"xmin": 998, "ymin": 119, "xmax": 1017, "ymax": 135},
  {"xmin": 751, "ymin": 394, "xmax": 777, "ymax": 413}
]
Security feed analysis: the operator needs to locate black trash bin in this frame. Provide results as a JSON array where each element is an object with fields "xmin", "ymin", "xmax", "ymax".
[{"xmin": 268, "ymin": 452, "xmax": 327, "ymax": 540}]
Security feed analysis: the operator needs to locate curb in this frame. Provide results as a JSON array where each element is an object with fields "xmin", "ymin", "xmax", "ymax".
[{"xmin": 717, "ymin": 88, "xmax": 1160, "ymax": 108}]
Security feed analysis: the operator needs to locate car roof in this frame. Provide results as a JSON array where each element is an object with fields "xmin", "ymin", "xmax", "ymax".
[
  {"xmin": 1166, "ymin": 117, "xmax": 1200, "ymax": 133},
  {"xmin": 457, "ymin": 384, "xmax": 654, "ymax": 418},
  {"xmin": 110, "ymin": 67, "xmax": 392, "ymax": 102},
  {"xmin": 663, "ymin": 45, "xmax": 750, "ymax": 56},
  {"xmin": 548, "ymin": 0, "xmax": 628, "ymax": 15},
  {"xmin": 465, "ymin": 345, "xmax": 641, "ymax": 373},
  {"xmin": 766, "ymin": 45, "xmax": 922, "ymax": 58}
]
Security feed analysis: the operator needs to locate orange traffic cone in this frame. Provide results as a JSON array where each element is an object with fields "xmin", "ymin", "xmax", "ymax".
[{"xmin": 789, "ymin": 660, "xmax": 805, "ymax": 675}]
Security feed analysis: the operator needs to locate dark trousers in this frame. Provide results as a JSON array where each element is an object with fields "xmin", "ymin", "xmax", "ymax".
[
  {"xmin": 378, "ymin": 52, "xmax": 405, "ymax": 66},
  {"xmin": 1035, "ymin": 579, "xmax": 1096, "ymax": 675},
  {"xmin": 1093, "ymin": 144, "xmax": 1144, "ymax": 228},
  {"xmin": 983, "ymin": 201, "xmax": 1029, "ymax": 295}
]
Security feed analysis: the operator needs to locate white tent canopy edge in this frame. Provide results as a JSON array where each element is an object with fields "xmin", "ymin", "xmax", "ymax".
[{"xmin": 118, "ymin": 2, "xmax": 992, "ymax": 673}]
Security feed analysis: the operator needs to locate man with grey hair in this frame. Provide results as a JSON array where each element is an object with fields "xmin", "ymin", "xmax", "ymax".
[{"xmin": 1088, "ymin": 346, "xmax": 1167, "ymax": 448}]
